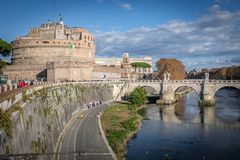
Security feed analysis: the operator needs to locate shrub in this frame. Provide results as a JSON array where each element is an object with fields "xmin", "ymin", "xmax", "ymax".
[{"xmin": 129, "ymin": 87, "xmax": 147, "ymax": 107}]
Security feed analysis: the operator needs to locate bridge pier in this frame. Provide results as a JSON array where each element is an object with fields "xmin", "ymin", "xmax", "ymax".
[
  {"xmin": 156, "ymin": 97, "xmax": 176, "ymax": 105},
  {"xmin": 198, "ymin": 79, "xmax": 216, "ymax": 106},
  {"xmin": 198, "ymin": 94, "xmax": 215, "ymax": 106},
  {"xmin": 156, "ymin": 81, "xmax": 176, "ymax": 105}
]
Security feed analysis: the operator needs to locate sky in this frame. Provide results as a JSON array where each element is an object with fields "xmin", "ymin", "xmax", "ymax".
[{"xmin": 0, "ymin": 0, "xmax": 240, "ymax": 71}]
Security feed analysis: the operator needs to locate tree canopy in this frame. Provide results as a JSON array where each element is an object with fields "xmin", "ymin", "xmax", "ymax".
[
  {"xmin": 0, "ymin": 39, "xmax": 12, "ymax": 57},
  {"xmin": 129, "ymin": 86, "xmax": 147, "ymax": 107},
  {"xmin": 130, "ymin": 62, "xmax": 151, "ymax": 68},
  {"xmin": 156, "ymin": 58, "xmax": 185, "ymax": 80},
  {"xmin": 187, "ymin": 65, "xmax": 240, "ymax": 80},
  {"xmin": 0, "ymin": 60, "xmax": 7, "ymax": 74}
]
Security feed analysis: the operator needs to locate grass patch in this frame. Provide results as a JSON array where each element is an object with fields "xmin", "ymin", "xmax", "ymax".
[
  {"xmin": 6, "ymin": 103, "xmax": 23, "ymax": 114},
  {"xmin": 0, "ymin": 108, "xmax": 13, "ymax": 137},
  {"xmin": 22, "ymin": 90, "xmax": 30, "ymax": 102},
  {"xmin": 101, "ymin": 103, "xmax": 142, "ymax": 159}
]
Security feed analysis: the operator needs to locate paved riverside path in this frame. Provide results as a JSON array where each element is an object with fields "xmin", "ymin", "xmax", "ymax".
[{"xmin": 59, "ymin": 104, "xmax": 113, "ymax": 160}]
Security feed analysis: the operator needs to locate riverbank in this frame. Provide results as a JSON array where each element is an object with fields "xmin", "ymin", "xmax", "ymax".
[{"xmin": 101, "ymin": 102, "xmax": 143, "ymax": 159}]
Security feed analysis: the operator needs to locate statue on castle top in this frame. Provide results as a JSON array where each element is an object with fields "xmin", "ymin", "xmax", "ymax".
[{"xmin": 59, "ymin": 14, "xmax": 64, "ymax": 25}]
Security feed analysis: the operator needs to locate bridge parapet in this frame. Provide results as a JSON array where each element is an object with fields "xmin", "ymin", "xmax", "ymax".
[
  {"xmin": 209, "ymin": 80, "xmax": 240, "ymax": 83},
  {"xmin": 130, "ymin": 80, "xmax": 162, "ymax": 83},
  {"xmin": 169, "ymin": 79, "xmax": 205, "ymax": 83}
]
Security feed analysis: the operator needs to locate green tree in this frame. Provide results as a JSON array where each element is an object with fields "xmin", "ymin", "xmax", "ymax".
[
  {"xmin": 0, "ymin": 60, "xmax": 7, "ymax": 74},
  {"xmin": 129, "ymin": 86, "xmax": 147, "ymax": 107},
  {"xmin": 0, "ymin": 39, "xmax": 12, "ymax": 57},
  {"xmin": 130, "ymin": 62, "xmax": 151, "ymax": 72}
]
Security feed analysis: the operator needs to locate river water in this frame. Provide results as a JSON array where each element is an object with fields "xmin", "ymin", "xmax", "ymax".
[{"xmin": 126, "ymin": 89, "xmax": 240, "ymax": 160}]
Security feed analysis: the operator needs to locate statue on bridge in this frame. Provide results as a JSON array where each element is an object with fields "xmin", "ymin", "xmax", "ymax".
[
  {"xmin": 163, "ymin": 72, "xmax": 171, "ymax": 81},
  {"xmin": 205, "ymin": 72, "xmax": 209, "ymax": 81},
  {"xmin": 167, "ymin": 72, "xmax": 170, "ymax": 80},
  {"xmin": 163, "ymin": 72, "xmax": 167, "ymax": 81}
]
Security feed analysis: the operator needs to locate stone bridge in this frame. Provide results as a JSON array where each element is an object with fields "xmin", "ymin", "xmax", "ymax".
[
  {"xmin": 1, "ymin": 77, "xmax": 239, "ymax": 107},
  {"xmin": 125, "ymin": 75, "xmax": 240, "ymax": 105}
]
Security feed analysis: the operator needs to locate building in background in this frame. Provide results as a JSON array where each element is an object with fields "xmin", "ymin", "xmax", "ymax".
[{"xmin": 95, "ymin": 53, "xmax": 153, "ymax": 80}]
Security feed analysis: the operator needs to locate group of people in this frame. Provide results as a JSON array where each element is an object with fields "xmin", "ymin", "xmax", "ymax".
[
  {"xmin": 80, "ymin": 100, "xmax": 103, "ymax": 119},
  {"xmin": 17, "ymin": 80, "xmax": 34, "ymax": 88},
  {"xmin": 84, "ymin": 100, "xmax": 102, "ymax": 110}
]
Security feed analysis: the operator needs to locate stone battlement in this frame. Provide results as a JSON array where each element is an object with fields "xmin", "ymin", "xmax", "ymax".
[
  {"xmin": 12, "ymin": 39, "xmax": 95, "ymax": 49},
  {"xmin": 4, "ymin": 64, "xmax": 45, "ymax": 70}
]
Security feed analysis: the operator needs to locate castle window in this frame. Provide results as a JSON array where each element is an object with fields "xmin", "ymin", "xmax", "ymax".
[
  {"xmin": 80, "ymin": 33, "xmax": 82, "ymax": 40},
  {"xmin": 53, "ymin": 41, "xmax": 55, "ymax": 44},
  {"xmin": 84, "ymin": 35, "xmax": 86, "ymax": 39},
  {"xmin": 42, "ymin": 41, "xmax": 49, "ymax": 44}
]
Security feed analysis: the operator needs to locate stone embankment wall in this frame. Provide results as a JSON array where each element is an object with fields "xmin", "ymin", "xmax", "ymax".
[{"xmin": 0, "ymin": 83, "xmax": 113, "ymax": 154}]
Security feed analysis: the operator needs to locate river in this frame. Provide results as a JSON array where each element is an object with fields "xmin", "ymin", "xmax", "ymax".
[{"xmin": 126, "ymin": 88, "xmax": 240, "ymax": 160}]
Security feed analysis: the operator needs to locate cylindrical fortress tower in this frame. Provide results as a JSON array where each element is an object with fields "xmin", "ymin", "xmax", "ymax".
[{"xmin": 4, "ymin": 19, "xmax": 96, "ymax": 81}]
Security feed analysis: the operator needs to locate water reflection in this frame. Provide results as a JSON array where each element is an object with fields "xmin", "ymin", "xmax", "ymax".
[
  {"xmin": 215, "ymin": 88, "xmax": 240, "ymax": 122},
  {"xmin": 126, "ymin": 89, "xmax": 240, "ymax": 160},
  {"xmin": 147, "ymin": 90, "xmax": 240, "ymax": 127}
]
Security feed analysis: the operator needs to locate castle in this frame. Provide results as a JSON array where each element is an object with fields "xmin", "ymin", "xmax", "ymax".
[{"xmin": 3, "ymin": 19, "xmax": 152, "ymax": 81}]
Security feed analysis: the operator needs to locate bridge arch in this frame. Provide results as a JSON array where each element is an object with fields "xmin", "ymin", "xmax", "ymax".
[
  {"xmin": 172, "ymin": 84, "xmax": 201, "ymax": 96},
  {"xmin": 214, "ymin": 84, "xmax": 240, "ymax": 96},
  {"xmin": 142, "ymin": 85, "xmax": 159, "ymax": 95},
  {"xmin": 128, "ymin": 84, "xmax": 160, "ymax": 95}
]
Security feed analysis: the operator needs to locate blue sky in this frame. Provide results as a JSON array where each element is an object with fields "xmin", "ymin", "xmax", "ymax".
[{"xmin": 0, "ymin": 0, "xmax": 240, "ymax": 71}]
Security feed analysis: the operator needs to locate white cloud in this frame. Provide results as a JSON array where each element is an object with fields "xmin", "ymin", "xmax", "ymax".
[
  {"xmin": 119, "ymin": 3, "xmax": 133, "ymax": 10},
  {"xmin": 95, "ymin": 5, "xmax": 240, "ymax": 70},
  {"xmin": 97, "ymin": 0, "xmax": 133, "ymax": 10}
]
